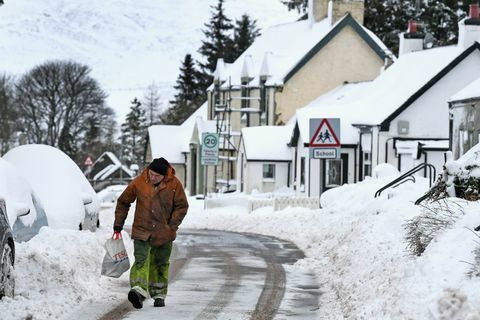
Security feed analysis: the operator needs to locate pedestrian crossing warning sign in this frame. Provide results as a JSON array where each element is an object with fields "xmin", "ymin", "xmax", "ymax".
[{"xmin": 309, "ymin": 118, "xmax": 340, "ymax": 147}]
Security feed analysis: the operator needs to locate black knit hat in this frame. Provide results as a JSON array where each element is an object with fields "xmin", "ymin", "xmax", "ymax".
[{"xmin": 148, "ymin": 157, "xmax": 169, "ymax": 175}]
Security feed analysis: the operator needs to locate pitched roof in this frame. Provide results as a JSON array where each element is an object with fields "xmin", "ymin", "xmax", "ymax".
[
  {"xmin": 212, "ymin": 14, "xmax": 391, "ymax": 89},
  {"xmin": 242, "ymin": 125, "xmax": 293, "ymax": 161},
  {"xmin": 294, "ymin": 42, "xmax": 480, "ymax": 142},
  {"xmin": 450, "ymin": 76, "xmax": 480, "ymax": 103},
  {"xmin": 148, "ymin": 102, "xmax": 208, "ymax": 163}
]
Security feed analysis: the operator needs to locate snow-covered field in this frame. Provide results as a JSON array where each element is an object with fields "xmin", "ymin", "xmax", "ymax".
[
  {"xmin": 0, "ymin": 0, "xmax": 299, "ymax": 121},
  {"xmin": 1, "ymin": 174, "xmax": 480, "ymax": 319}
]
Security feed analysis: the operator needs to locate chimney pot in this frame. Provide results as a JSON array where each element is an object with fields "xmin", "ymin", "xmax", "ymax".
[
  {"xmin": 470, "ymin": 3, "xmax": 479, "ymax": 19},
  {"xmin": 408, "ymin": 20, "xmax": 417, "ymax": 33}
]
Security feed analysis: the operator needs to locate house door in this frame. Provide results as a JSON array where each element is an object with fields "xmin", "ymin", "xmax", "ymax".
[{"xmin": 321, "ymin": 153, "xmax": 349, "ymax": 193}]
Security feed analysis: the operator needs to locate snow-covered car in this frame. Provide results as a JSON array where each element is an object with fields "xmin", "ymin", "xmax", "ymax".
[
  {"xmin": 97, "ymin": 184, "xmax": 127, "ymax": 206},
  {"xmin": 3, "ymin": 144, "xmax": 100, "ymax": 231},
  {"xmin": 0, "ymin": 199, "xmax": 14, "ymax": 299},
  {"xmin": 0, "ymin": 158, "xmax": 48, "ymax": 242}
]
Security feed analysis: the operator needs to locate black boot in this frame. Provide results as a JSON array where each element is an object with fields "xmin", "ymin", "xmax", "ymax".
[
  {"xmin": 154, "ymin": 298, "xmax": 165, "ymax": 307},
  {"xmin": 128, "ymin": 289, "xmax": 144, "ymax": 309}
]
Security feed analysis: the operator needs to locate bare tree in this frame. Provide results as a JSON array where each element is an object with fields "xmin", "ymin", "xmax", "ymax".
[
  {"xmin": 142, "ymin": 82, "xmax": 162, "ymax": 125},
  {"xmin": 15, "ymin": 60, "xmax": 114, "ymax": 160},
  {"xmin": 0, "ymin": 74, "xmax": 18, "ymax": 155}
]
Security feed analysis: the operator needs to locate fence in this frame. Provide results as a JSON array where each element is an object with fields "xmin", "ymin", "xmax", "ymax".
[{"xmin": 204, "ymin": 195, "xmax": 320, "ymax": 213}]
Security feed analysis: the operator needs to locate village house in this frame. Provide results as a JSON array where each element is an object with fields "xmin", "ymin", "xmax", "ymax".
[
  {"xmin": 237, "ymin": 125, "xmax": 293, "ymax": 194},
  {"xmin": 87, "ymin": 151, "xmax": 135, "ymax": 191},
  {"xmin": 197, "ymin": 0, "xmax": 393, "ymax": 194},
  {"xmin": 449, "ymin": 77, "xmax": 480, "ymax": 159},
  {"xmin": 289, "ymin": 5, "xmax": 480, "ymax": 197},
  {"xmin": 144, "ymin": 102, "xmax": 207, "ymax": 190}
]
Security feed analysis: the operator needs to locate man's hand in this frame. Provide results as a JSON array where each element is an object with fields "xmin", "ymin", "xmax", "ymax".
[{"xmin": 113, "ymin": 225, "xmax": 123, "ymax": 233}]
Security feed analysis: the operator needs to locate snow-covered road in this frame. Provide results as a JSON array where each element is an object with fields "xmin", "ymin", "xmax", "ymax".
[{"xmin": 98, "ymin": 229, "xmax": 320, "ymax": 319}]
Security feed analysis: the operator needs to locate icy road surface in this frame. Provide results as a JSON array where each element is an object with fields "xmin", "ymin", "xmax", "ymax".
[{"xmin": 99, "ymin": 229, "xmax": 321, "ymax": 319}]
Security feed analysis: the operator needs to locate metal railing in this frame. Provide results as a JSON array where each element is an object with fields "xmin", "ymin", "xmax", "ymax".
[{"xmin": 374, "ymin": 163, "xmax": 436, "ymax": 198}]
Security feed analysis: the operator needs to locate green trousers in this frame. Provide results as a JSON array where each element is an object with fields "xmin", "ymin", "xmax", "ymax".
[{"xmin": 130, "ymin": 240, "xmax": 173, "ymax": 300}]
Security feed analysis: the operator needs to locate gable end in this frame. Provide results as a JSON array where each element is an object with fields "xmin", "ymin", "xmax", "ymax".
[
  {"xmin": 283, "ymin": 13, "xmax": 388, "ymax": 83},
  {"xmin": 380, "ymin": 42, "xmax": 480, "ymax": 131}
]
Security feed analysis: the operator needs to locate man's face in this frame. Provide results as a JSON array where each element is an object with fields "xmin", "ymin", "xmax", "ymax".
[{"xmin": 148, "ymin": 170, "xmax": 164, "ymax": 185}]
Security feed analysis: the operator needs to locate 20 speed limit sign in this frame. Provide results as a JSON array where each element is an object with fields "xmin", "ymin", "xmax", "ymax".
[{"xmin": 201, "ymin": 133, "xmax": 219, "ymax": 165}]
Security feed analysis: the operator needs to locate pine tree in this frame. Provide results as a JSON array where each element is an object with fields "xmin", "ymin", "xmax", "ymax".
[
  {"xmin": 419, "ymin": 0, "xmax": 468, "ymax": 47},
  {"xmin": 197, "ymin": 0, "xmax": 234, "ymax": 86},
  {"xmin": 232, "ymin": 14, "xmax": 261, "ymax": 60},
  {"xmin": 161, "ymin": 54, "xmax": 204, "ymax": 125},
  {"xmin": 280, "ymin": 0, "xmax": 308, "ymax": 13},
  {"xmin": 121, "ymin": 98, "xmax": 148, "ymax": 166}
]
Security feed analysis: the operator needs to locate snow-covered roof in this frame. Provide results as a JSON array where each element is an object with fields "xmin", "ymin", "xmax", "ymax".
[
  {"xmin": 211, "ymin": 14, "xmax": 390, "ymax": 89},
  {"xmin": 242, "ymin": 125, "xmax": 293, "ymax": 161},
  {"xmin": 450, "ymin": 76, "xmax": 480, "ymax": 103},
  {"xmin": 296, "ymin": 82, "xmax": 372, "ymax": 145},
  {"xmin": 295, "ymin": 44, "xmax": 476, "ymax": 143},
  {"xmin": 91, "ymin": 152, "xmax": 134, "ymax": 181},
  {"xmin": 148, "ymin": 102, "xmax": 208, "ymax": 163}
]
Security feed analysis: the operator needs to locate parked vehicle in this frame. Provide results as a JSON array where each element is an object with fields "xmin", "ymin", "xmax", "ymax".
[
  {"xmin": 0, "ymin": 158, "xmax": 48, "ymax": 242},
  {"xmin": 3, "ymin": 144, "xmax": 100, "ymax": 231},
  {"xmin": 0, "ymin": 199, "xmax": 15, "ymax": 299}
]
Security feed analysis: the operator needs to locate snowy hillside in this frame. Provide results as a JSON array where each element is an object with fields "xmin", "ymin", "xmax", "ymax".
[{"xmin": 0, "ymin": 0, "xmax": 299, "ymax": 121}]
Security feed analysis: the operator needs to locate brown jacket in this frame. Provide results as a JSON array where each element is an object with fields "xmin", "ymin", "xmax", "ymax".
[{"xmin": 114, "ymin": 166, "xmax": 189, "ymax": 246}]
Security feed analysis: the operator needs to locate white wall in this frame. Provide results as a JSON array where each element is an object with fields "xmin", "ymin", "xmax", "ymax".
[
  {"xmin": 244, "ymin": 162, "xmax": 290, "ymax": 194},
  {"xmin": 389, "ymin": 51, "xmax": 480, "ymax": 139}
]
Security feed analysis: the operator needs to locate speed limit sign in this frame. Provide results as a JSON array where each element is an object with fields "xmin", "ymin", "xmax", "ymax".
[{"xmin": 201, "ymin": 133, "xmax": 219, "ymax": 165}]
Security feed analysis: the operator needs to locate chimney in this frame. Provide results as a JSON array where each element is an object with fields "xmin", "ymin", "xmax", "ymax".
[
  {"xmin": 458, "ymin": 3, "xmax": 480, "ymax": 49},
  {"xmin": 308, "ymin": 0, "xmax": 364, "ymax": 25},
  {"xmin": 398, "ymin": 20, "xmax": 425, "ymax": 57},
  {"xmin": 213, "ymin": 58, "xmax": 226, "ymax": 85}
]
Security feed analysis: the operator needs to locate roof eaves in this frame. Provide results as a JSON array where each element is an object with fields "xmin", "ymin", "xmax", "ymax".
[
  {"xmin": 380, "ymin": 42, "xmax": 480, "ymax": 131},
  {"xmin": 283, "ymin": 14, "xmax": 388, "ymax": 83}
]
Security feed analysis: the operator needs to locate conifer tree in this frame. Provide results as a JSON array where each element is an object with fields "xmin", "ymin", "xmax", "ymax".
[
  {"xmin": 232, "ymin": 14, "xmax": 261, "ymax": 60},
  {"xmin": 280, "ymin": 0, "xmax": 307, "ymax": 13},
  {"xmin": 161, "ymin": 54, "xmax": 204, "ymax": 125},
  {"xmin": 121, "ymin": 98, "xmax": 147, "ymax": 166},
  {"xmin": 197, "ymin": 0, "xmax": 234, "ymax": 87}
]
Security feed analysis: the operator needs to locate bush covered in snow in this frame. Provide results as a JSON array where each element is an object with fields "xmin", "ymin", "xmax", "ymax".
[
  {"xmin": 419, "ymin": 150, "xmax": 480, "ymax": 203},
  {"xmin": 404, "ymin": 199, "xmax": 465, "ymax": 256}
]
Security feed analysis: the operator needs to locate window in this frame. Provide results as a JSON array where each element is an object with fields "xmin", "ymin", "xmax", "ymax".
[
  {"xmin": 326, "ymin": 159, "xmax": 342, "ymax": 187},
  {"xmin": 364, "ymin": 152, "xmax": 372, "ymax": 178},
  {"xmin": 263, "ymin": 163, "xmax": 275, "ymax": 180}
]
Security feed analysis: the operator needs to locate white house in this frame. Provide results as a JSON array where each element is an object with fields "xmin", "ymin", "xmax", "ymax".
[
  {"xmin": 290, "ymin": 8, "xmax": 480, "ymax": 196},
  {"xmin": 237, "ymin": 125, "xmax": 293, "ymax": 194},
  {"xmin": 449, "ymin": 76, "xmax": 480, "ymax": 159},
  {"xmin": 145, "ymin": 102, "xmax": 208, "ymax": 192}
]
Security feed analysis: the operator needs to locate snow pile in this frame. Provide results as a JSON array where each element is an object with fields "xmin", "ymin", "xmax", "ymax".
[{"xmin": 0, "ymin": 225, "xmax": 134, "ymax": 320}]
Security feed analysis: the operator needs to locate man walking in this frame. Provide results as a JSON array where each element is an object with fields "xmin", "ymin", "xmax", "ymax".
[{"xmin": 113, "ymin": 157, "xmax": 189, "ymax": 309}]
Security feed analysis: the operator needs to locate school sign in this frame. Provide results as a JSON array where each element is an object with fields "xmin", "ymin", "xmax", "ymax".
[{"xmin": 309, "ymin": 118, "xmax": 341, "ymax": 159}]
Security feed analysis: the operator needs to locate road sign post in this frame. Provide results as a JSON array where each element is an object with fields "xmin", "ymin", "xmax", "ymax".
[
  {"xmin": 201, "ymin": 133, "xmax": 219, "ymax": 200},
  {"xmin": 201, "ymin": 133, "xmax": 219, "ymax": 166},
  {"xmin": 309, "ymin": 118, "xmax": 341, "ymax": 159}
]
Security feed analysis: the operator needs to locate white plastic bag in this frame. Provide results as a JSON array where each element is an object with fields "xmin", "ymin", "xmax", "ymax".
[{"xmin": 101, "ymin": 232, "xmax": 130, "ymax": 278}]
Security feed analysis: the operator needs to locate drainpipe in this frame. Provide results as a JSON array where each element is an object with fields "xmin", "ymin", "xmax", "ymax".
[{"xmin": 385, "ymin": 138, "xmax": 394, "ymax": 163}]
